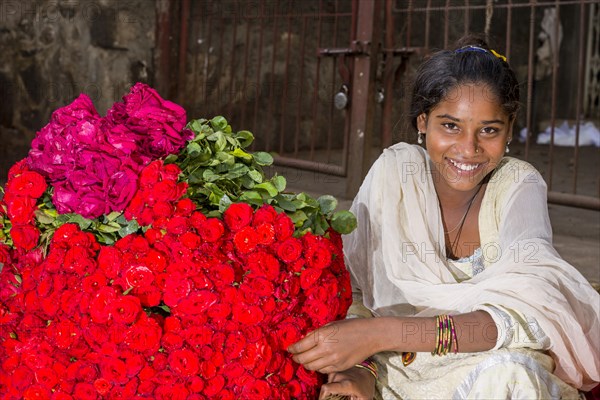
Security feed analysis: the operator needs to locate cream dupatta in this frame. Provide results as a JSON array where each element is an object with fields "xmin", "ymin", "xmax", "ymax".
[{"xmin": 343, "ymin": 142, "xmax": 600, "ymax": 390}]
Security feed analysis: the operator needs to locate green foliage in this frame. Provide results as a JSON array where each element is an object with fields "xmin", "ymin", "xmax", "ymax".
[{"xmin": 168, "ymin": 116, "xmax": 357, "ymax": 235}]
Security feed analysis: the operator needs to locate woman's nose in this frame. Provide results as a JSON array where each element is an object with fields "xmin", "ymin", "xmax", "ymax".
[{"xmin": 461, "ymin": 134, "xmax": 480, "ymax": 156}]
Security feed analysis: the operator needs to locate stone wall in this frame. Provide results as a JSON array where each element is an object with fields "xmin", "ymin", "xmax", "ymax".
[{"xmin": 0, "ymin": 0, "xmax": 156, "ymax": 181}]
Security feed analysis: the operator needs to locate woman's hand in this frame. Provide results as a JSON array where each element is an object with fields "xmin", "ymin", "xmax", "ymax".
[
  {"xmin": 319, "ymin": 366, "xmax": 376, "ymax": 400},
  {"xmin": 288, "ymin": 318, "xmax": 379, "ymax": 374}
]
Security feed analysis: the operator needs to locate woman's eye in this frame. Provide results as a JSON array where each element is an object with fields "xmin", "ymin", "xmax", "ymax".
[
  {"xmin": 442, "ymin": 123, "xmax": 458, "ymax": 130},
  {"xmin": 481, "ymin": 127, "xmax": 499, "ymax": 134}
]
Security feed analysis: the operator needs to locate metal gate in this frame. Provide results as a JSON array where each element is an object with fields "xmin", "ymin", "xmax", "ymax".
[{"xmin": 159, "ymin": 0, "xmax": 600, "ymax": 208}]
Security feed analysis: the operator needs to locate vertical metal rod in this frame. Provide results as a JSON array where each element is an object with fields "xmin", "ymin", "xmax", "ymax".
[
  {"xmin": 547, "ymin": 1, "xmax": 560, "ymax": 191},
  {"xmin": 326, "ymin": 0, "xmax": 340, "ymax": 164},
  {"xmin": 572, "ymin": 1, "xmax": 587, "ymax": 194},
  {"xmin": 155, "ymin": 0, "xmax": 172, "ymax": 97},
  {"xmin": 505, "ymin": 0, "xmax": 512, "ymax": 61},
  {"xmin": 265, "ymin": 0, "xmax": 280, "ymax": 152},
  {"xmin": 227, "ymin": 0, "xmax": 239, "ymax": 118},
  {"xmin": 295, "ymin": 16, "xmax": 308, "ymax": 157},
  {"xmin": 464, "ymin": 0, "xmax": 469, "ymax": 35},
  {"xmin": 309, "ymin": 0, "xmax": 324, "ymax": 161},
  {"xmin": 240, "ymin": 11, "xmax": 252, "ymax": 128},
  {"xmin": 177, "ymin": 0, "xmax": 191, "ymax": 105},
  {"xmin": 406, "ymin": 0, "xmax": 413, "ymax": 47},
  {"xmin": 203, "ymin": 2, "xmax": 214, "ymax": 105},
  {"xmin": 382, "ymin": 0, "xmax": 395, "ymax": 148},
  {"xmin": 444, "ymin": 0, "xmax": 450, "ymax": 48},
  {"xmin": 190, "ymin": 2, "xmax": 201, "ymax": 116},
  {"xmin": 252, "ymin": 1, "xmax": 266, "ymax": 139},
  {"xmin": 216, "ymin": 8, "xmax": 225, "ymax": 113},
  {"xmin": 279, "ymin": 10, "xmax": 293, "ymax": 155},
  {"xmin": 524, "ymin": 1, "xmax": 537, "ymax": 160},
  {"xmin": 425, "ymin": 0, "xmax": 431, "ymax": 51}
]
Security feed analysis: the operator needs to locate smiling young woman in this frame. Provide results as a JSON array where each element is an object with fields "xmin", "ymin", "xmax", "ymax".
[{"xmin": 288, "ymin": 34, "xmax": 599, "ymax": 400}]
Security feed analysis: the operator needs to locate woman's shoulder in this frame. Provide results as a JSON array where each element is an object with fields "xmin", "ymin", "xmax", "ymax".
[{"xmin": 488, "ymin": 156, "xmax": 546, "ymax": 188}]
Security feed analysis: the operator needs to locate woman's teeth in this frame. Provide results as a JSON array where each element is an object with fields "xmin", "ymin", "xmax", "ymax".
[{"xmin": 449, "ymin": 159, "xmax": 480, "ymax": 171}]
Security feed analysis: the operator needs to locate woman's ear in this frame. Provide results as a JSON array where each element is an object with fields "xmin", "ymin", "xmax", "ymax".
[{"xmin": 416, "ymin": 113, "xmax": 427, "ymax": 132}]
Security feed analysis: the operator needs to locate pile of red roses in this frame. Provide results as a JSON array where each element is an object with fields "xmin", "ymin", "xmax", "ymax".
[{"xmin": 0, "ymin": 86, "xmax": 353, "ymax": 399}]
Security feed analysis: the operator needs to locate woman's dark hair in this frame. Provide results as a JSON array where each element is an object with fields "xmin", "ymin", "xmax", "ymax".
[{"xmin": 409, "ymin": 34, "xmax": 520, "ymax": 130}]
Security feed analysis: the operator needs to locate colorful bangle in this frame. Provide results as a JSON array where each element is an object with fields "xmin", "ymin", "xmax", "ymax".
[
  {"xmin": 431, "ymin": 314, "xmax": 458, "ymax": 356},
  {"xmin": 354, "ymin": 358, "xmax": 378, "ymax": 380}
]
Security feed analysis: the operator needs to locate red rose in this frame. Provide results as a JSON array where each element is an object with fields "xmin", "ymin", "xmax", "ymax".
[
  {"xmin": 174, "ymin": 198, "xmax": 195, "ymax": 216},
  {"xmin": 223, "ymin": 331, "xmax": 247, "ymax": 359},
  {"xmin": 64, "ymin": 246, "xmax": 96, "ymax": 276},
  {"xmin": 34, "ymin": 367, "xmax": 59, "ymax": 390},
  {"xmin": 152, "ymin": 180, "xmax": 179, "ymax": 202},
  {"xmin": 276, "ymin": 237, "xmax": 303, "ymax": 263},
  {"xmin": 183, "ymin": 326, "xmax": 212, "ymax": 348},
  {"xmin": 11, "ymin": 224, "xmax": 40, "ymax": 251},
  {"xmin": 47, "ymin": 320, "xmax": 80, "ymax": 349},
  {"xmin": 6, "ymin": 170, "xmax": 47, "ymax": 198},
  {"xmin": 246, "ymin": 251, "xmax": 280, "ymax": 281},
  {"xmin": 166, "ymin": 216, "xmax": 189, "ymax": 235},
  {"xmin": 176, "ymin": 291, "xmax": 218, "ymax": 315},
  {"xmin": 93, "ymin": 378, "xmax": 111, "ymax": 396},
  {"xmin": 179, "ymin": 231, "xmax": 202, "ymax": 249},
  {"xmin": 162, "ymin": 275, "xmax": 191, "ymax": 307},
  {"xmin": 109, "ymin": 295, "xmax": 142, "ymax": 325},
  {"xmin": 223, "ymin": 203, "xmax": 253, "ymax": 231},
  {"xmin": 241, "ymin": 277, "xmax": 274, "ymax": 298},
  {"xmin": 300, "ymin": 267, "xmax": 322, "ymax": 289},
  {"xmin": 242, "ymin": 378, "xmax": 272, "ymax": 399},
  {"xmin": 275, "ymin": 321, "xmax": 302, "ymax": 350},
  {"xmin": 255, "ymin": 222, "xmax": 275, "ymax": 245},
  {"xmin": 203, "ymin": 375, "xmax": 225, "ymax": 397},
  {"xmin": 189, "ymin": 211, "xmax": 207, "ymax": 230},
  {"xmin": 233, "ymin": 226, "xmax": 259, "ymax": 253},
  {"xmin": 232, "ymin": 303, "xmax": 264, "ymax": 325},
  {"xmin": 169, "ymin": 349, "xmax": 200, "ymax": 377},
  {"xmin": 155, "ymin": 383, "xmax": 189, "ymax": 400},
  {"xmin": 97, "ymin": 247, "xmax": 122, "ymax": 279},
  {"xmin": 251, "ymin": 204, "xmax": 277, "ymax": 226},
  {"xmin": 124, "ymin": 265, "xmax": 154, "ymax": 289},
  {"xmin": 197, "ymin": 218, "xmax": 225, "ymax": 242},
  {"xmin": 124, "ymin": 314, "xmax": 162, "ymax": 353},
  {"xmin": 305, "ymin": 240, "xmax": 333, "ymax": 270},
  {"xmin": 207, "ymin": 263, "xmax": 235, "ymax": 287},
  {"xmin": 6, "ymin": 196, "xmax": 37, "ymax": 224},
  {"xmin": 73, "ymin": 382, "xmax": 97, "ymax": 399},
  {"xmin": 152, "ymin": 200, "xmax": 174, "ymax": 218},
  {"xmin": 274, "ymin": 213, "xmax": 295, "ymax": 240}
]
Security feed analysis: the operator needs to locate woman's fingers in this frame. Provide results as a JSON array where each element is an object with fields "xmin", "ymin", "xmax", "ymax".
[{"xmin": 319, "ymin": 380, "xmax": 357, "ymax": 400}]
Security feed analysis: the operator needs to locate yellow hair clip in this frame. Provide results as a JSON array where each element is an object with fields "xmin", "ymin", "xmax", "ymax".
[{"xmin": 490, "ymin": 49, "xmax": 507, "ymax": 62}]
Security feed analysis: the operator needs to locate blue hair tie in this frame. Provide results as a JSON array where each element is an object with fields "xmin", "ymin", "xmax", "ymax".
[{"xmin": 455, "ymin": 45, "xmax": 507, "ymax": 62}]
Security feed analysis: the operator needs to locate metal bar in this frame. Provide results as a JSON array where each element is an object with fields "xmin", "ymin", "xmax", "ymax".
[
  {"xmin": 464, "ymin": 0, "xmax": 469, "ymax": 36},
  {"xmin": 572, "ymin": 0, "xmax": 587, "ymax": 194},
  {"xmin": 251, "ymin": 1, "xmax": 265, "ymax": 139},
  {"xmin": 265, "ymin": 0, "xmax": 280, "ymax": 153},
  {"xmin": 240, "ymin": 10, "xmax": 251, "ymax": 128},
  {"xmin": 273, "ymin": 156, "xmax": 345, "ymax": 176},
  {"xmin": 309, "ymin": 0, "xmax": 324, "ymax": 161},
  {"xmin": 203, "ymin": 1, "xmax": 213, "ymax": 105},
  {"xmin": 346, "ymin": 0, "xmax": 380, "ymax": 198},
  {"xmin": 406, "ymin": 0, "xmax": 413, "ymax": 47},
  {"xmin": 279, "ymin": 11, "xmax": 293, "ymax": 155},
  {"xmin": 190, "ymin": 2, "xmax": 201, "ymax": 116},
  {"xmin": 155, "ymin": 0, "xmax": 172, "ymax": 97},
  {"xmin": 425, "ymin": 0, "xmax": 431, "ymax": 51},
  {"xmin": 505, "ymin": 0, "xmax": 512, "ymax": 61},
  {"xmin": 393, "ymin": 0, "xmax": 598, "ymax": 12},
  {"xmin": 444, "ymin": 0, "xmax": 450, "ymax": 48},
  {"xmin": 548, "ymin": 191, "xmax": 600, "ymax": 211},
  {"xmin": 326, "ymin": 1, "xmax": 340, "ymax": 165},
  {"xmin": 227, "ymin": 0, "xmax": 238, "ymax": 118},
  {"xmin": 295, "ymin": 16, "xmax": 308, "ymax": 157},
  {"xmin": 177, "ymin": 0, "xmax": 191, "ymax": 105},
  {"xmin": 547, "ymin": 0, "xmax": 560, "ymax": 191},
  {"xmin": 382, "ymin": 0, "xmax": 394, "ymax": 148},
  {"xmin": 524, "ymin": 1, "xmax": 536, "ymax": 160}
]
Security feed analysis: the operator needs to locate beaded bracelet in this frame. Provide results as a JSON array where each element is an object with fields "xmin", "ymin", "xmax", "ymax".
[
  {"xmin": 431, "ymin": 314, "xmax": 459, "ymax": 356},
  {"xmin": 354, "ymin": 358, "xmax": 378, "ymax": 380}
]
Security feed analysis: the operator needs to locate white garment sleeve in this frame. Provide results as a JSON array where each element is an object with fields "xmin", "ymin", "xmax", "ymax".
[{"xmin": 475, "ymin": 304, "xmax": 551, "ymax": 350}]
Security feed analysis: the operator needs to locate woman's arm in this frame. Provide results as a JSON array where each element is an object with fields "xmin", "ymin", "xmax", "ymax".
[{"xmin": 288, "ymin": 310, "xmax": 497, "ymax": 374}]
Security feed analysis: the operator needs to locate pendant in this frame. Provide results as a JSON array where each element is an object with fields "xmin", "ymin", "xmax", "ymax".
[{"xmin": 401, "ymin": 351, "xmax": 416, "ymax": 367}]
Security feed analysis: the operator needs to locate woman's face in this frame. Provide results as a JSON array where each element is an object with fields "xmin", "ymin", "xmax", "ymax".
[{"xmin": 417, "ymin": 83, "xmax": 513, "ymax": 195}]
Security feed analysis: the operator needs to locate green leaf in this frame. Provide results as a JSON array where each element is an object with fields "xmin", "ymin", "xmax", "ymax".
[
  {"xmin": 118, "ymin": 219, "xmax": 140, "ymax": 237},
  {"xmin": 203, "ymin": 169, "xmax": 220, "ymax": 183},
  {"xmin": 215, "ymin": 133, "xmax": 227, "ymax": 152},
  {"xmin": 254, "ymin": 182, "xmax": 278, "ymax": 197},
  {"xmin": 219, "ymin": 195, "xmax": 233, "ymax": 212},
  {"xmin": 235, "ymin": 130, "xmax": 254, "ymax": 147},
  {"xmin": 105, "ymin": 211, "xmax": 122, "ymax": 222},
  {"xmin": 97, "ymin": 223, "xmax": 121, "ymax": 233},
  {"xmin": 216, "ymin": 151, "xmax": 235, "ymax": 165},
  {"xmin": 164, "ymin": 154, "xmax": 179, "ymax": 164},
  {"xmin": 35, "ymin": 210, "xmax": 55, "ymax": 225},
  {"xmin": 187, "ymin": 141, "xmax": 202, "ymax": 157},
  {"xmin": 158, "ymin": 304, "xmax": 171, "ymax": 313},
  {"xmin": 190, "ymin": 119, "xmax": 203, "ymax": 132},
  {"xmin": 253, "ymin": 152, "xmax": 274, "ymax": 166},
  {"xmin": 317, "ymin": 195, "xmax": 338, "ymax": 216},
  {"xmin": 122, "ymin": 287, "xmax": 134, "ymax": 295},
  {"xmin": 271, "ymin": 175, "xmax": 286, "ymax": 192},
  {"xmin": 238, "ymin": 191, "xmax": 263, "ymax": 204},
  {"xmin": 231, "ymin": 148, "xmax": 252, "ymax": 161},
  {"xmin": 274, "ymin": 195, "xmax": 297, "ymax": 212},
  {"xmin": 211, "ymin": 116, "xmax": 228, "ymax": 131},
  {"xmin": 69, "ymin": 214, "xmax": 93, "ymax": 230},
  {"xmin": 288, "ymin": 210, "xmax": 308, "ymax": 226},
  {"xmin": 330, "ymin": 210, "xmax": 358, "ymax": 234},
  {"xmin": 247, "ymin": 170, "xmax": 263, "ymax": 183},
  {"xmin": 14, "ymin": 274, "xmax": 22, "ymax": 284}
]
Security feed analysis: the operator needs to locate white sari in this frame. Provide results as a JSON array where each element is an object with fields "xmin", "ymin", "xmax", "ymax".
[{"xmin": 343, "ymin": 143, "xmax": 599, "ymax": 398}]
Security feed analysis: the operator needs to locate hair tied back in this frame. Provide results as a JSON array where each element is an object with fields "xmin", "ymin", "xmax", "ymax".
[{"xmin": 455, "ymin": 45, "xmax": 507, "ymax": 62}]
